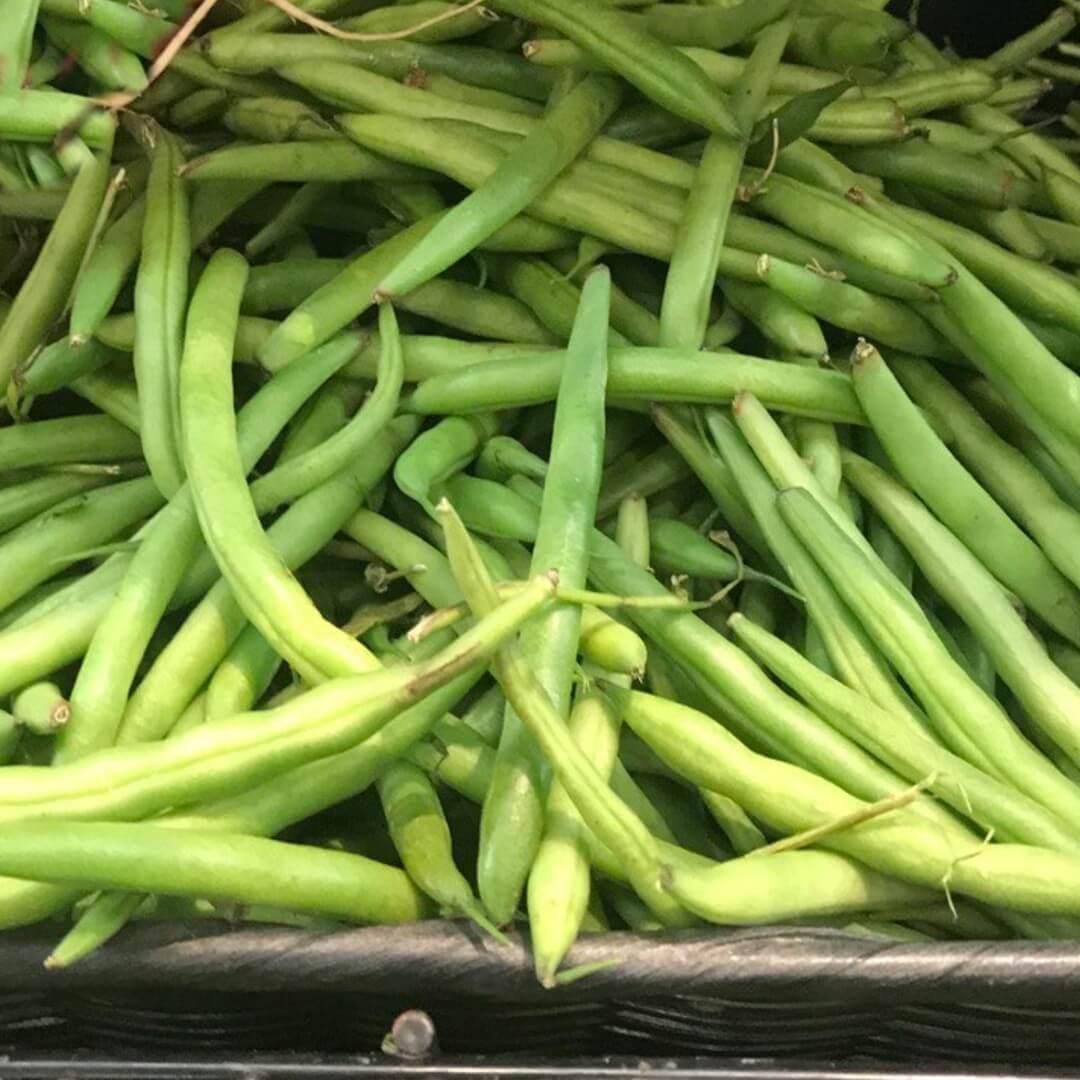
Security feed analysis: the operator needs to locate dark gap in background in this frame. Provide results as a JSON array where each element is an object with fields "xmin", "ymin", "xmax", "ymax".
[{"xmin": 887, "ymin": 0, "xmax": 1059, "ymax": 55}]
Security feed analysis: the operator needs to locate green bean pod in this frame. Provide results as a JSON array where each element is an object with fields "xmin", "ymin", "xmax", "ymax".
[
  {"xmin": 478, "ymin": 268, "xmax": 610, "ymax": 927},
  {"xmin": 851, "ymin": 341, "xmax": 1080, "ymax": 646},
  {"xmin": 489, "ymin": 0, "xmax": 739, "ymax": 137},
  {"xmin": 776, "ymin": 485, "xmax": 1080, "ymax": 828},
  {"xmin": 615, "ymin": 687, "xmax": 1080, "ymax": 919},
  {"xmin": 377, "ymin": 760, "xmax": 491, "ymax": 927},
  {"xmin": 730, "ymin": 611, "xmax": 1080, "ymax": 852},
  {"xmin": 69, "ymin": 191, "xmax": 147, "ymax": 342},
  {"xmin": 841, "ymin": 450, "xmax": 1080, "ymax": 771},
  {"xmin": 0, "ymin": 134, "xmax": 114, "ymax": 401},
  {"xmin": 403, "ymin": 346, "xmax": 862, "ymax": 422},
  {"xmin": 132, "ymin": 122, "xmax": 189, "ymax": 497},
  {"xmin": 440, "ymin": 501, "xmax": 691, "ymax": 928},
  {"xmin": 755, "ymin": 255, "xmax": 947, "ymax": 358}
]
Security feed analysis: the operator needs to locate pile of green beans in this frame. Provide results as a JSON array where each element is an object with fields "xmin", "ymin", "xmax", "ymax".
[{"xmin": 8, "ymin": 0, "xmax": 1080, "ymax": 987}]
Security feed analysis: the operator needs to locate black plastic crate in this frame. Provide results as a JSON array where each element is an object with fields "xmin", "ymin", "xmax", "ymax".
[{"xmin": 3, "ymin": 922, "xmax": 1080, "ymax": 1073}]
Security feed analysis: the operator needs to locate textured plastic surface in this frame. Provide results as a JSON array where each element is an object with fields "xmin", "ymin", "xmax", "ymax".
[{"xmin": 3, "ymin": 923, "xmax": 1080, "ymax": 1068}]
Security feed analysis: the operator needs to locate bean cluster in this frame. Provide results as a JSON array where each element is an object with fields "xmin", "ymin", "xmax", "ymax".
[{"xmin": 2, "ymin": 0, "xmax": 1080, "ymax": 983}]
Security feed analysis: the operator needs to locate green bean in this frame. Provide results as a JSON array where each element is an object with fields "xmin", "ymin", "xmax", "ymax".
[
  {"xmin": 53, "ymin": 664, "xmax": 489, "ymax": 956},
  {"xmin": 277, "ymin": 379, "xmax": 366, "ymax": 465},
  {"xmin": 249, "ymin": 304, "xmax": 405, "ymax": 513},
  {"xmin": 459, "ymin": 123, "xmax": 689, "ymax": 226},
  {"xmin": 701, "ymin": 790, "xmax": 765, "ymax": 855},
  {"xmin": 184, "ymin": 179, "xmax": 267, "ymax": 250},
  {"xmin": 986, "ymin": 6, "xmax": 1076, "ymax": 74},
  {"xmin": 131, "ymin": 121, "xmax": 188, "ymax": 497},
  {"xmin": 23, "ymin": 146, "xmax": 63, "ymax": 188},
  {"xmin": 395, "ymin": 412, "xmax": 503, "ymax": 516},
  {"xmin": 243, "ymin": 182, "xmax": 325, "ymax": 260},
  {"xmin": 489, "ymin": 0, "xmax": 739, "ymax": 137},
  {"xmin": 279, "ymin": 58, "xmax": 530, "ymax": 131},
  {"xmin": 67, "ymin": 194, "xmax": 146, "ymax": 345},
  {"xmin": 440, "ymin": 500, "xmax": 690, "ymax": 927},
  {"xmin": 615, "ymin": 493, "xmax": 650, "ymax": 571},
  {"xmin": 0, "ymin": 89, "xmax": 114, "ymax": 147},
  {"xmin": 222, "ymin": 97, "xmax": 338, "ymax": 144},
  {"xmin": 659, "ymin": 10, "xmax": 792, "ymax": 349},
  {"xmin": 41, "ymin": 15, "xmax": 147, "ymax": 92},
  {"xmin": 206, "ymin": 34, "xmax": 556, "ymax": 101},
  {"xmin": 708, "ymin": 405, "xmax": 927, "ymax": 734},
  {"xmin": 851, "ymin": 342, "xmax": 1080, "ymax": 646},
  {"xmin": 0, "ymin": 472, "xmax": 118, "ymax": 537},
  {"xmin": 877, "ymin": 187, "xmax": 1080, "ymax": 345},
  {"xmin": 478, "ymin": 268, "xmax": 609, "ymax": 928},
  {"xmin": 904, "ymin": 186, "xmax": 1050, "ymax": 263},
  {"xmin": 755, "ymin": 255, "xmax": 947, "ymax": 358},
  {"xmin": 508, "ymin": 473, "xmax": 955, "ymax": 825},
  {"xmin": 16, "ymin": 336, "xmax": 121, "ymax": 400},
  {"xmin": 344, "ymin": 1, "xmax": 495, "ymax": 42},
  {"xmin": 0, "ymin": 576, "xmax": 122, "ymax": 698},
  {"xmin": 204, "ymin": 625, "xmax": 281, "ymax": 723},
  {"xmin": 650, "ymin": 405, "xmax": 767, "ymax": 559},
  {"xmin": 964, "ymin": 376, "xmax": 1080, "ymax": 512},
  {"xmin": 39, "ymin": 0, "xmax": 174, "ymax": 58},
  {"xmin": 475, "ymin": 436, "xmax": 548, "ymax": 484},
  {"xmin": 748, "ymin": 172, "xmax": 954, "ymax": 289},
  {"xmin": 181, "ymin": 249, "xmax": 378, "ymax": 684},
  {"xmin": 1027, "ymin": 210, "xmax": 1080, "ymax": 264},
  {"xmin": 241, "ymin": 258, "xmax": 349, "ymax": 315},
  {"xmin": 596, "ymin": 445, "xmax": 691, "ymax": 520},
  {"xmin": 184, "ymin": 140, "xmax": 427, "ymax": 184},
  {"xmin": 453, "ymin": 684, "xmax": 505, "ymax": 748},
  {"xmin": 0, "ymin": 136, "xmax": 113, "ymax": 401},
  {"xmin": 672, "ymin": 847, "xmax": 938, "ymax": 926},
  {"xmin": 0, "ymin": 474, "xmax": 161, "ymax": 612},
  {"xmin": 407, "ymin": 716, "xmax": 494, "ymax": 801},
  {"xmin": 553, "ymin": 254, "xmax": 663, "ymax": 346},
  {"xmin": 379, "ymin": 759, "xmax": 497, "ymax": 936},
  {"xmin": 776, "ymin": 484, "xmax": 1080, "ymax": 826},
  {"xmin": 209, "ymin": 0, "xmax": 353, "ymax": 41},
  {"xmin": 71, "ymin": 369, "xmax": 141, "ymax": 433},
  {"xmin": 891, "ymin": 355, "xmax": 1080, "ymax": 595},
  {"xmin": 375, "ymin": 77, "xmax": 620, "ymax": 300},
  {"xmin": 1, "ymin": 0, "xmax": 40, "ymax": 91},
  {"xmin": 55, "ymin": 336, "xmax": 360, "ymax": 763},
  {"xmin": 259, "ymin": 213, "xmax": 442, "ymax": 372},
  {"xmin": 841, "ymin": 449, "xmax": 1080, "ymax": 771},
  {"xmin": 615, "ymin": 686, "xmax": 1080, "ymax": 918},
  {"xmin": 118, "ymin": 417, "xmax": 419, "ymax": 745},
  {"xmin": 488, "ymin": 256, "xmax": 624, "ymax": 347},
  {"xmin": 627, "ymin": 0, "xmax": 791, "ymax": 49},
  {"xmin": 400, "ymin": 278, "xmax": 558, "ymax": 345},
  {"xmin": 408, "ymin": 69, "xmax": 543, "ymax": 117},
  {"xmin": 341, "ymin": 113, "xmax": 679, "ymax": 261},
  {"xmin": 2, "ymin": 578, "xmax": 554, "ymax": 822},
  {"xmin": 648, "ymin": 516, "xmax": 781, "ymax": 591},
  {"xmin": 0, "ymin": 415, "xmax": 140, "ymax": 471},
  {"xmin": 169, "ymin": 89, "xmax": 229, "ymax": 130},
  {"xmin": 835, "ymin": 141, "xmax": 1041, "ymax": 210},
  {"xmin": 722, "ymin": 280, "xmax": 828, "ymax": 359},
  {"xmin": 404, "ymin": 346, "xmax": 862, "ymax": 422},
  {"xmin": 0, "ymin": 819, "xmax": 433, "ymax": 923},
  {"xmin": 731, "ymin": 612, "xmax": 1080, "ymax": 851},
  {"xmin": 12, "ymin": 681, "xmax": 68, "ymax": 738}
]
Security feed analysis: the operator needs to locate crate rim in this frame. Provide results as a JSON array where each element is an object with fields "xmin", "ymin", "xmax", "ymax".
[{"xmin": 6, "ymin": 922, "xmax": 1080, "ymax": 1006}]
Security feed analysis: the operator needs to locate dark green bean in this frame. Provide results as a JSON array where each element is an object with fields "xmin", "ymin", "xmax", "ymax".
[
  {"xmin": 205, "ymin": 34, "xmax": 556, "ymax": 101},
  {"xmin": 0, "ymin": 136, "xmax": 114, "ymax": 400}
]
